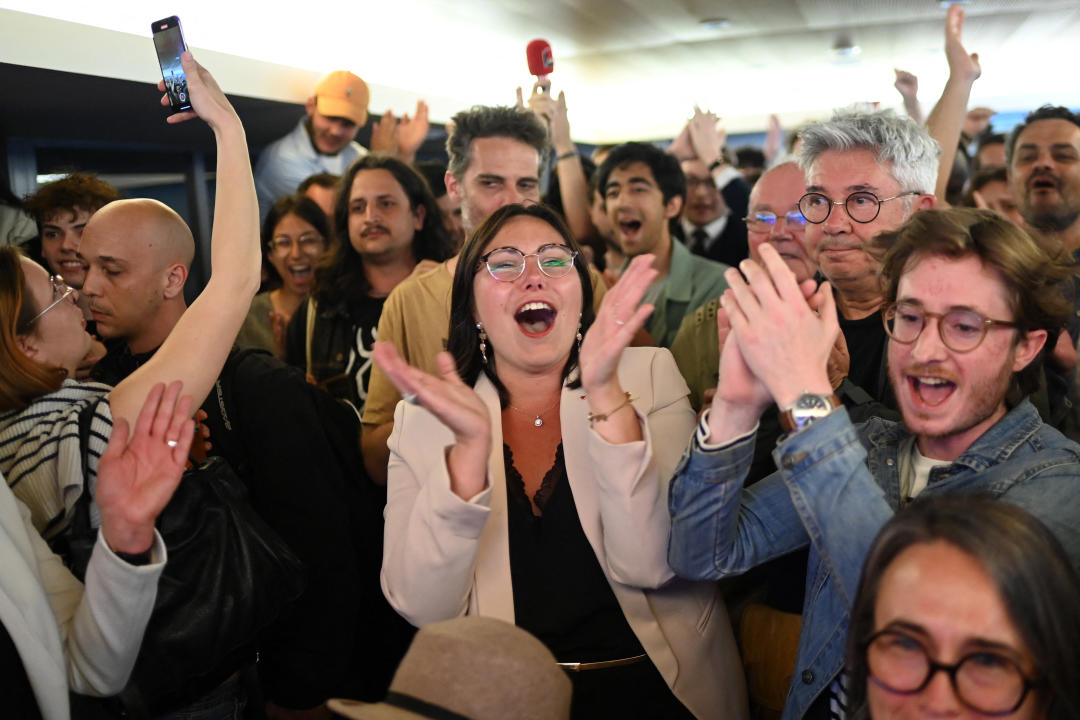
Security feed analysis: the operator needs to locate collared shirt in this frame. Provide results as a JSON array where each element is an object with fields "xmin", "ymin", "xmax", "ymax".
[
  {"xmin": 668, "ymin": 399, "xmax": 1080, "ymax": 720},
  {"xmin": 643, "ymin": 239, "xmax": 730, "ymax": 348},
  {"xmin": 254, "ymin": 118, "xmax": 367, "ymax": 221},
  {"xmin": 681, "ymin": 213, "xmax": 729, "ymax": 254}
]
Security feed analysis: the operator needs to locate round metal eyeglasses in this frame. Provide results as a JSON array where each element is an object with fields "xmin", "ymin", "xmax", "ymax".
[
  {"xmin": 799, "ymin": 190, "xmax": 922, "ymax": 224},
  {"xmin": 865, "ymin": 630, "xmax": 1037, "ymax": 716},
  {"xmin": 479, "ymin": 244, "xmax": 578, "ymax": 282},
  {"xmin": 883, "ymin": 302, "xmax": 1017, "ymax": 353},
  {"xmin": 30, "ymin": 274, "xmax": 76, "ymax": 323}
]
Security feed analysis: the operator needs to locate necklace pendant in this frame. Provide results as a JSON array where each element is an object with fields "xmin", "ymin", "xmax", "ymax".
[{"xmin": 534, "ymin": 416, "xmax": 544, "ymax": 428}]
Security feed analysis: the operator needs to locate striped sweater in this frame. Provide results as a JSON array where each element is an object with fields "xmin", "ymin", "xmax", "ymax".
[{"xmin": 0, "ymin": 380, "xmax": 114, "ymax": 538}]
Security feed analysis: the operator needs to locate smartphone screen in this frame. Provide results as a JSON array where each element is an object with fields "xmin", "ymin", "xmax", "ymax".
[{"xmin": 152, "ymin": 16, "xmax": 192, "ymax": 112}]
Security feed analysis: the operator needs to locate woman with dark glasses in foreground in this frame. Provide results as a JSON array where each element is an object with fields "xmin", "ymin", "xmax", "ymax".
[{"xmin": 847, "ymin": 494, "xmax": 1080, "ymax": 719}]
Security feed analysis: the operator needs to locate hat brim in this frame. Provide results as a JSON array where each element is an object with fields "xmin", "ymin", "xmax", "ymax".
[
  {"xmin": 315, "ymin": 98, "xmax": 367, "ymax": 126},
  {"xmin": 327, "ymin": 698, "xmax": 429, "ymax": 720}
]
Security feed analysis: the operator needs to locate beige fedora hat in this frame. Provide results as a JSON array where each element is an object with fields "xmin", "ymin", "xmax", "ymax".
[{"xmin": 328, "ymin": 616, "xmax": 570, "ymax": 720}]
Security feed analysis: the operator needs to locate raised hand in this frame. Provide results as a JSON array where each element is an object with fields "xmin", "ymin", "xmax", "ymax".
[
  {"xmin": 945, "ymin": 4, "xmax": 981, "ymax": 84},
  {"xmin": 721, "ymin": 244, "xmax": 838, "ymax": 409},
  {"xmin": 96, "ymin": 382, "xmax": 193, "ymax": 555},
  {"xmin": 688, "ymin": 107, "xmax": 726, "ymax": 167},
  {"xmin": 667, "ymin": 122, "xmax": 696, "ymax": 161},
  {"xmin": 372, "ymin": 343, "xmax": 491, "ymax": 499},
  {"xmin": 578, "ymin": 254, "xmax": 657, "ymax": 395},
  {"xmin": 159, "ymin": 52, "xmax": 238, "ymax": 129},
  {"xmin": 396, "ymin": 100, "xmax": 431, "ymax": 162},
  {"xmin": 370, "ymin": 110, "xmax": 399, "ymax": 154},
  {"xmin": 269, "ymin": 310, "xmax": 288, "ymax": 359},
  {"xmin": 893, "ymin": 69, "xmax": 919, "ymax": 100}
]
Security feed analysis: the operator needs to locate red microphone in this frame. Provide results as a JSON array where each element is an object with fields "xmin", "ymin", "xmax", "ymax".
[{"xmin": 526, "ymin": 39, "xmax": 554, "ymax": 89}]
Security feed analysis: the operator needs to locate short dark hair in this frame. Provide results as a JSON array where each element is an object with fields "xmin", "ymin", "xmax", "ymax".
[
  {"xmin": 972, "ymin": 132, "xmax": 1006, "ymax": 171},
  {"xmin": 297, "ymin": 172, "xmax": 339, "ymax": 194},
  {"xmin": 873, "ymin": 207, "xmax": 1075, "ymax": 397},
  {"xmin": 735, "ymin": 146, "xmax": 766, "ymax": 169},
  {"xmin": 1006, "ymin": 106, "xmax": 1080, "ymax": 167},
  {"xmin": 847, "ymin": 494, "xmax": 1080, "ymax": 720},
  {"xmin": 445, "ymin": 106, "xmax": 548, "ymax": 184},
  {"xmin": 596, "ymin": 142, "xmax": 686, "ymax": 207},
  {"xmin": 447, "ymin": 204, "xmax": 593, "ymax": 406},
  {"xmin": 316, "ymin": 154, "xmax": 452, "ymax": 307},
  {"xmin": 969, "ymin": 165, "xmax": 1008, "ymax": 195},
  {"xmin": 261, "ymin": 194, "xmax": 331, "ymax": 288},
  {"xmin": 23, "ymin": 172, "xmax": 120, "ymax": 230}
]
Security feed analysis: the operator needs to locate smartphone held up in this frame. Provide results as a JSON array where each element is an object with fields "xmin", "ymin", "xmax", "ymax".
[{"xmin": 152, "ymin": 16, "xmax": 192, "ymax": 112}]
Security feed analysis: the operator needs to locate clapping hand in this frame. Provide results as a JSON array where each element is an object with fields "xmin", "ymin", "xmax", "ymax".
[
  {"xmin": 578, "ymin": 254, "xmax": 656, "ymax": 395},
  {"xmin": 372, "ymin": 343, "xmax": 491, "ymax": 500},
  {"xmin": 96, "ymin": 382, "xmax": 192, "ymax": 556}
]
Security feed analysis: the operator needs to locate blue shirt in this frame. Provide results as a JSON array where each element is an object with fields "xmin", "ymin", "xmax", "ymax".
[
  {"xmin": 254, "ymin": 118, "xmax": 366, "ymax": 222},
  {"xmin": 667, "ymin": 399, "xmax": 1080, "ymax": 720}
]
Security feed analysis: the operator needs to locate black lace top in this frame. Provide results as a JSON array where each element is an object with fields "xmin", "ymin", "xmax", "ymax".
[{"xmin": 504, "ymin": 442, "xmax": 645, "ymax": 663}]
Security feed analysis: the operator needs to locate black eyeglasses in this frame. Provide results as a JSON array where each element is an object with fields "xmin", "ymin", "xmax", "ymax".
[
  {"xmin": 30, "ymin": 275, "xmax": 76, "ymax": 323},
  {"xmin": 268, "ymin": 233, "xmax": 324, "ymax": 254},
  {"xmin": 883, "ymin": 302, "xmax": 1017, "ymax": 353},
  {"xmin": 865, "ymin": 630, "xmax": 1038, "ymax": 716},
  {"xmin": 743, "ymin": 211, "xmax": 807, "ymax": 232},
  {"xmin": 479, "ymin": 244, "xmax": 578, "ymax": 282},
  {"xmin": 799, "ymin": 190, "xmax": 922, "ymax": 224}
]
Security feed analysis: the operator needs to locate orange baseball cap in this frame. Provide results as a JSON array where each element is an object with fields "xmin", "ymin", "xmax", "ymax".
[{"xmin": 314, "ymin": 71, "xmax": 369, "ymax": 126}]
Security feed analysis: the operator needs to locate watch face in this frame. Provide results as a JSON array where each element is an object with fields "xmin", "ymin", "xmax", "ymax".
[{"xmin": 796, "ymin": 394, "xmax": 831, "ymax": 412}]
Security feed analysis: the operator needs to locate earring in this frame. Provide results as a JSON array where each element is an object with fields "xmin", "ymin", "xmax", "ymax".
[
  {"xmin": 576, "ymin": 321, "xmax": 583, "ymax": 355},
  {"xmin": 476, "ymin": 322, "xmax": 488, "ymax": 364}
]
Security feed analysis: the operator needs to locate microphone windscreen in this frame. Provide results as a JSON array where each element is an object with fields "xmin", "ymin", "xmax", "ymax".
[{"xmin": 526, "ymin": 39, "xmax": 554, "ymax": 76}]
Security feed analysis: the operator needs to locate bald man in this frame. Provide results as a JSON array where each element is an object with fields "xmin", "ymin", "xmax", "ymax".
[
  {"xmin": 80, "ymin": 199, "xmax": 414, "ymax": 712},
  {"xmin": 670, "ymin": 162, "xmax": 816, "ymax": 411},
  {"xmin": 80, "ymin": 199, "xmax": 194, "ymax": 355}
]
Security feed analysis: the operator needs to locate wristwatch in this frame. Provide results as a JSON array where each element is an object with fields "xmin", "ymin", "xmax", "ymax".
[{"xmin": 779, "ymin": 393, "xmax": 841, "ymax": 435}]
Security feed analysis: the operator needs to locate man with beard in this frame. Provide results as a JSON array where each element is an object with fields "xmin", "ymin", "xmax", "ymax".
[
  {"xmin": 1007, "ymin": 106, "xmax": 1080, "ymax": 253},
  {"xmin": 1006, "ymin": 107, "xmax": 1080, "ymax": 436},
  {"xmin": 668, "ymin": 207, "xmax": 1080, "ymax": 720}
]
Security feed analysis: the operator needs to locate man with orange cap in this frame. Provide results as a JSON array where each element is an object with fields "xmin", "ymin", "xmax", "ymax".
[{"xmin": 255, "ymin": 70, "xmax": 371, "ymax": 220}]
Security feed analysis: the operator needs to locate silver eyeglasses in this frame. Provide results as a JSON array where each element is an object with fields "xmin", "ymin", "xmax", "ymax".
[
  {"xmin": 743, "ymin": 211, "xmax": 807, "ymax": 232},
  {"xmin": 479, "ymin": 244, "xmax": 578, "ymax": 282},
  {"xmin": 30, "ymin": 274, "xmax": 76, "ymax": 323}
]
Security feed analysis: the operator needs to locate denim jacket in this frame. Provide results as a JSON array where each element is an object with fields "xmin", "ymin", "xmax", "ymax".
[{"xmin": 667, "ymin": 399, "xmax": 1080, "ymax": 720}]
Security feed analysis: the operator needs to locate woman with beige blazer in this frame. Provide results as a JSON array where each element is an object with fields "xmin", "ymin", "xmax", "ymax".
[{"xmin": 374, "ymin": 204, "xmax": 748, "ymax": 719}]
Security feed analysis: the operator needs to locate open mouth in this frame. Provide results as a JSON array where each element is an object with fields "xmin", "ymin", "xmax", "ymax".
[
  {"xmin": 908, "ymin": 375, "xmax": 956, "ymax": 407},
  {"xmin": 59, "ymin": 259, "xmax": 85, "ymax": 271},
  {"xmin": 618, "ymin": 219, "xmax": 642, "ymax": 237},
  {"xmin": 287, "ymin": 264, "xmax": 313, "ymax": 283},
  {"xmin": 514, "ymin": 301, "xmax": 556, "ymax": 336},
  {"xmin": 1030, "ymin": 176, "xmax": 1059, "ymax": 192}
]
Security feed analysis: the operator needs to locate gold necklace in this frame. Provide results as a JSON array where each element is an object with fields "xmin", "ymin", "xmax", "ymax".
[{"xmin": 507, "ymin": 397, "xmax": 561, "ymax": 428}]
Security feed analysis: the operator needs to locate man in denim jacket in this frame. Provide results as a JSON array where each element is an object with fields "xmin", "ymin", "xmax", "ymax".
[{"xmin": 668, "ymin": 208, "xmax": 1080, "ymax": 719}]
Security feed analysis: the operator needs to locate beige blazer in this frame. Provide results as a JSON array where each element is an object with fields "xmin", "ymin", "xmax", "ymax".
[{"xmin": 382, "ymin": 347, "xmax": 747, "ymax": 720}]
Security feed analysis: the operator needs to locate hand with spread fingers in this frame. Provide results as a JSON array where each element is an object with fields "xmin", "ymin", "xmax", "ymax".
[
  {"xmin": 370, "ymin": 110, "xmax": 399, "ymax": 154},
  {"xmin": 578, "ymin": 254, "xmax": 657, "ymax": 394},
  {"xmin": 395, "ymin": 100, "xmax": 430, "ymax": 163},
  {"xmin": 687, "ymin": 107, "xmax": 726, "ymax": 168},
  {"xmin": 721, "ymin": 244, "xmax": 838, "ymax": 410},
  {"xmin": 96, "ymin": 381, "xmax": 193, "ymax": 555},
  {"xmin": 372, "ymin": 343, "xmax": 491, "ymax": 500}
]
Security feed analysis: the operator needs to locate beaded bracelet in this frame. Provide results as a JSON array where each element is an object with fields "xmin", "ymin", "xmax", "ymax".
[{"xmin": 586, "ymin": 392, "xmax": 636, "ymax": 426}]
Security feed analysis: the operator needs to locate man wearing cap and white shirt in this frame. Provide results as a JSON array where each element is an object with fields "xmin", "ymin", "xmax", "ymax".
[{"xmin": 255, "ymin": 70, "xmax": 371, "ymax": 221}]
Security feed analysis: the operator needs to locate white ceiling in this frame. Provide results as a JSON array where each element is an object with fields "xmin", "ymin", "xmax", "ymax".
[{"xmin": 2, "ymin": 1, "xmax": 1079, "ymax": 143}]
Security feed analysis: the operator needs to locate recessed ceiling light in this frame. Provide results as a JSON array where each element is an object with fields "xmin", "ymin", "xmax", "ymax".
[
  {"xmin": 832, "ymin": 36, "xmax": 861, "ymax": 58},
  {"xmin": 700, "ymin": 18, "xmax": 732, "ymax": 30},
  {"xmin": 939, "ymin": 0, "xmax": 970, "ymax": 7}
]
